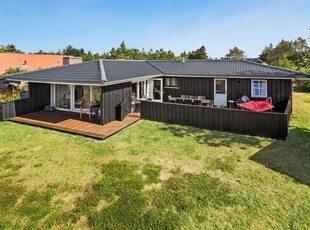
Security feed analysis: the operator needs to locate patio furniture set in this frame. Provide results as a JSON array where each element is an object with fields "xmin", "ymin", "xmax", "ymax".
[
  {"xmin": 168, "ymin": 95, "xmax": 214, "ymax": 107},
  {"xmin": 168, "ymin": 94, "xmax": 274, "ymax": 112}
]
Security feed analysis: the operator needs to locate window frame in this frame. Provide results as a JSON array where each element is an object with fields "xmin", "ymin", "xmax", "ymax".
[
  {"xmin": 164, "ymin": 77, "xmax": 179, "ymax": 88},
  {"xmin": 251, "ymin": 80, "xmax": 267, "ymax": 98}
]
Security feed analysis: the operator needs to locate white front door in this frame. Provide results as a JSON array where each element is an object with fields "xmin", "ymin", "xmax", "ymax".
[
  {"xmin": 214, "ymin": 79, "xmax": 227, "ymax": 107},
  {"xmin": 152, "ymin": 79, "xmax": 163, "ymax": 101}
]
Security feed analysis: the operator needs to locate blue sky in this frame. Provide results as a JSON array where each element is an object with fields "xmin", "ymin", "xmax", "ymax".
[{"xmin": 0, "ymin": 0, "xmax": 309, "ymax": 58}]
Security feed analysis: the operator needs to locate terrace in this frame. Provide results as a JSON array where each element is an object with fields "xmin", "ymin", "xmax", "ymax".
[
  {"xmin": 2, "ymin": 107, "xmax": 140, "ymax": 139},
  {"xmin": 140, "ymin": 95, "xmax": 292, "ymax": 139}
]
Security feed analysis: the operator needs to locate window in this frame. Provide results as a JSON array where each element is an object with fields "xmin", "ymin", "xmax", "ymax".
[
  {"xmin": 251, "ymin": 80, "xmax": 267, "ymax": 98},
  {"xmin": 165, "ymin": 78, "xmax": 178, "ymax": 87}
]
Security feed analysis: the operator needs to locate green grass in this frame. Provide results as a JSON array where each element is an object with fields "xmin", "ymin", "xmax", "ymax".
[{"xmin": 0, "ymin": 92, "xmax": 309, "ymax": 229}]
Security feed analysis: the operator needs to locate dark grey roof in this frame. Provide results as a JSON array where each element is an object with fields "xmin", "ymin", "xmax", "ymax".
[
  {"xmin": 5, "ymin": 60, "xmax": 102, "ymax": 84},
  {"xmin": 147, "ymin": 60, "xmax": 309, "ymax": 79},
  {"xmin": 102, "ymin": 60, "xmax": 163, "ymax": 82},
  {"xmin": 5, "ymin": 59, "xmax": 309, "ymax": 84},
  {"xmin": 245, "ymin": 58, "xmax": 263, "ymax": 64},
  {"xmin": 5, "ymin": 60, "xmax": 163, "ymax": 84}
]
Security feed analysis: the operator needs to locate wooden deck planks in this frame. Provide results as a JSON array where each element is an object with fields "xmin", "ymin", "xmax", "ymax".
[{"xmin": 8, "ymin": 110, "xmax": 140, "ymax": 140}]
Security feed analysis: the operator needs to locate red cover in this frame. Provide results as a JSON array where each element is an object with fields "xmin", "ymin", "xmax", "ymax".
[{"xmin": 240, "ymin": 100, "xmax": 274, "ymax": 112}]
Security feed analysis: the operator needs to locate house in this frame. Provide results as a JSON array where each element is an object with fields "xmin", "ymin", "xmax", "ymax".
[
  {"xmin": 0, "ymin": 53, "xmax": 79, "ymax": 74},
  {"xmin": 4, "ymin": 59, "xmax": 310, "ymax": 139}
]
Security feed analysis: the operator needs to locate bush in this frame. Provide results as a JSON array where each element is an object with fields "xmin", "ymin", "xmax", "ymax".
[{"xmin": 295, "ymin": 80, "xmax": 310, "ymax": 92}]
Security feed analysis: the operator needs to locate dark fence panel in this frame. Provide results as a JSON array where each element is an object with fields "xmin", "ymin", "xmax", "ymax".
[
  {"xmin": 141, "ymin": 100, "xmax": 291, "ymax": 139},
  {"xmin": 0, "ymin": 98, "xmax": 30, "ymax": 121}
]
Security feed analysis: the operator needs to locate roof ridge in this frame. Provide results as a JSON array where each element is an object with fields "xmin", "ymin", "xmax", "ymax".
[
  {"xmin": 99, "ymin": 59, "xmax": 146, "ymax": 62},
  {"xmin": 146, "ymin": 61, "xmax": 165, "ymax": 74},
  {"xmin": 98, "ymin": 60, "xmax": 107, "ymax": 82}
]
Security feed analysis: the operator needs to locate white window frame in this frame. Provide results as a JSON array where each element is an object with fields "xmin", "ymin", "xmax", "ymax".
[
  {"xmin": 251, "ymin": 80, "xmax": 267, "ymax": 98},
  {"xmin": 136, "ymin": 80, "xmax": 148, "ymax": 99},
  {"xmin": 51, "ymin": 84, "xmax": 100, "ymax": 112},
  {"xmin": 164, "ymin": 77, "xmax": 178, "ymax": 88}
]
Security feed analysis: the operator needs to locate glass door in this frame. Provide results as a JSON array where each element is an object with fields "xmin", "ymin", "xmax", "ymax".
[
  {"xmin": 74, "ymin": 85, "xmax": 90, "ymax": 109},
  {"xmin": 152, "ymin": 79, "xmax": 163, "ymax": 101},
  {"xmin": 55, "ymin": 84, "xmax": 71, "ymax": 109},
  {"xmin": 214, "ymin": 79, "xmax": 227, "ymax": 107}
]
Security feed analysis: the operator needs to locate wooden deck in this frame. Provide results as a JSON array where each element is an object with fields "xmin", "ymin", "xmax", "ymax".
[{"xmin": 9, "ymin": 110, "xmax": 140, "ymax": 139}]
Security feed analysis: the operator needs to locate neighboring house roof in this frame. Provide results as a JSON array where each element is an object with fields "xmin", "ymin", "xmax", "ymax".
[
  {"xmin": 147, "ymin": 60, "xmax": 309, "ymax": 79},
  {"xmin": 5, "ymin": 59, "xmax": 309, "ymax": 84},
  {"xmin": 0, "ymin": 53, "xmax": 73, "ymax": 74}
]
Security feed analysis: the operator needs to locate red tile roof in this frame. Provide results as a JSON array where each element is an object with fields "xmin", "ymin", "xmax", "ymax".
[{"xmin": 0, "ymin": 53, "xmax": 73, "ymax": 74}]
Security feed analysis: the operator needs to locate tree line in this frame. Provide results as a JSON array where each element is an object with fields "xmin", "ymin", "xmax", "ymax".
[
  {"xmin": 0, "ymin": 42, "xmax": 242, "ymax": 61},
  {"xmin": 1, "ymin": 36, "xmax": 309, "ymax": 74}
]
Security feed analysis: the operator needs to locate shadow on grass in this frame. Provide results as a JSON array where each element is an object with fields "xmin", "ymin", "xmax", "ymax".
[
  {"xmin": 159, "ymin": 124, "xmax": 266, "ymax": 148},
  {"xmin": 159, "ymin": 123, "xmax": 310, "ymax": 186},
  {"xmin": 250, "ymin": 127, "xmax": 310, "ymax": 186}
]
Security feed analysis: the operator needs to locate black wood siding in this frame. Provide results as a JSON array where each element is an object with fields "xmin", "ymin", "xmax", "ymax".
[
  {"xmin": 163, "ymin": 77, "xmax": 214, "ymax": 102},
  {"xmin": 0, "ymin": 83, "xmax": 50, "ymax": 121},
  {"xmin": 29, "ymin": 82, "xmax": 51, "ymax": 112},
  {"xmin": 163, "ymin": 77, "xmax": 291, "ymax": 111},
  {"xmin": 0, "ymin": 98, "xmax": 31, "ymax": 120},
  {"xmin": 100, "ymin": 83, "xmax": 132, "ymax": 125},
  {"xmin": 227, "ymin": 79, "xmax": 291, "ymax": 111},
  {"xmin": 141, "ymin": 99, "xmax": 292, "ymax": 139}
]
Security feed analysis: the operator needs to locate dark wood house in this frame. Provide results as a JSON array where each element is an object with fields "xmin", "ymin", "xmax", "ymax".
[{"xmin": 4, "ymin": 59, "xmax": 310, "ymax": 139}]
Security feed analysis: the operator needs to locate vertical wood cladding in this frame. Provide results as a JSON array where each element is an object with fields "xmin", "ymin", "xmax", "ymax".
[
  {"xmin": 100, "ymin": 82, "xmax": 131, "ymax": 125},
  {"xmin": 29, "ymin": 83, "xmax": 51, "ymax": 112},
  {"xmin": 141, "ymin": 100, "xmax": 291, "ymax": 139},
  {"xmin": 227, "ymin": 79, "xmax": 291, "ymax": 111},
  {"xmin": 0, "ymin": 82, "xmax": 50, "ymax": 120},
  {"xmin": 163, "ymin": 77, "xmax": 214, "ymax": 101},
  {"xmin": 163, "ymin": 77, "xmax": 292, "ymax": 111}
]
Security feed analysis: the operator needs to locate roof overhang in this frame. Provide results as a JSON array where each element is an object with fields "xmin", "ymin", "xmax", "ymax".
[
  {"xmin": 162, "ymin": 74, "xmax": 296, "ymax": 80},
  {"xmin": 296, "ymin": 77, "xmax": 310, "ymax": 80},
  {"xmin": 3, "ymin": 78, "xmax": 105, "ymax": 86}
]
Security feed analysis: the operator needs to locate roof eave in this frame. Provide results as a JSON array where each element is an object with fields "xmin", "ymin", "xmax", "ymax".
[{"xmin": 162, "ymin": 74, "xmax": 296, "ymax": 80}]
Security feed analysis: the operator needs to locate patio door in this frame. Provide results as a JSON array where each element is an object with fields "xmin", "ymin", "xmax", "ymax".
[
  {"xmin": 214, "ymin": 79, "xmax": 227, "ymax": 107},
  {"xmin": 152, "ymin": 79, "xmax": 163, "ymax": 101},
  {"xmin": 73, "ymin": 85, "xmax": 91, "ymax": 110}
]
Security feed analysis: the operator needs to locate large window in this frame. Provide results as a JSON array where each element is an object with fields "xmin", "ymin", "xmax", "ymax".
[
  {"xmin": 252, "ymin": 80, "xmax": 267, "ymax": 98},
  {"xmin": 138, "ymin": 81, "xmax": 148, "ymax": 99},
  {"xmin": 53, "ymin": 84, "xmax": 101, "ymax": 110},
  {"xmin": 92, "ymin": 86, "xmax": 101, "ymax": 103},
  {"xmin": 55, "ymin": 84, "xmax": 71, "ymax": 109},
  {"xmin": 74, "ymin": 85, "xmax": 90, "ymax": 109},
  {"xmin": 165, "ymin": 78, "xmax": 178, "ymax": 87}
]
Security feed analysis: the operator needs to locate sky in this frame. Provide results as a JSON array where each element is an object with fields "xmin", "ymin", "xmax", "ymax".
[{"xmin": 0, "ymin": 0, "xmax": 309, "ymax": 58}]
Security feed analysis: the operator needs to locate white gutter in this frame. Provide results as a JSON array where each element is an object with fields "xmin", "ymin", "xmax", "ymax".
[{"xmin": 163, "ymin": 74, "xmax": 296, "ymax": 80}]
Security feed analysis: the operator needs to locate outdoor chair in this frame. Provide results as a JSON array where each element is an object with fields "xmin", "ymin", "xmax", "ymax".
[
  {"xmin": 236, "ymin": 95, "xmax": 250, "ymax": 109},
  {"xmin": 193, "ymin": 99, "xmax": 202, "ymax": 105},
  {"xmin": 189, "ymin": 95, "xmax": 197, "ymax": 99},
  {"xmin": 181, "ymin": 95, "xmax": 189, "ymax": 99},
  {"xmin": 236, "ymin": 95, "xmax": 274, "ymax": 112},
  {"xmin": 75, "ymin": 97, "xmax": 84, "ymax": 107},
  {"xmin": 80, "ymin": 101, "xmax": 94, "ymax": 119},
  {"xmin": 198, "ymin": 96, "xmax": 206, "ymax": 100},
  {"xmin": 184, "ymin": 99, "xmax": 193, "ymax": 105},
  {"xmin": 59, "ymin": 93, "xmax": 70, "ymax": 109},
  {"xmin": 168, "ymin": 95, "xmax": 175, "ymax": 103},
  {"xmin": 175, "ymin": 98, "xmax": 184, "ymax": 104}
]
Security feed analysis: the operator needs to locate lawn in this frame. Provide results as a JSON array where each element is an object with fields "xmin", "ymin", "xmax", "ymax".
[{"xmin": 0, "ymin": 92, "xmax": 309, "ymax": 229}]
